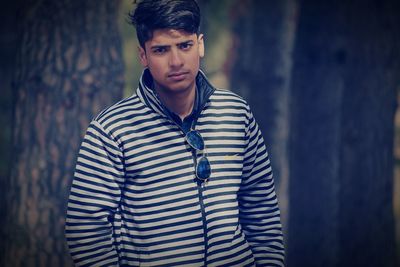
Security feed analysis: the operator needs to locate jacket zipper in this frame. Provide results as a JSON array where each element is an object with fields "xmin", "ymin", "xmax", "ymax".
[
  {"xmin": 197, "ymin": 181, "xmax": 208, "ymax": 266},
  {"xmin": 169, "ymin": 118, "xmax": 209, "ymax": 266},
  {"xmin": 141, "ymin": 72, "xmax": 215, "ymax": 265},
  {"xmin": 192, "ymin": 150, "xmax": 209, "ymax": 266}
]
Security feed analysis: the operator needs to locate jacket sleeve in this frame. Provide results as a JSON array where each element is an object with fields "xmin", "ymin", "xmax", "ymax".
[
  {"xmin": 238, "ymin": 107, "xmax": 285, "ymax": 266},
  {"xmin": 65, "ymin": 120, "xmax": 125, "ymax": 266}
]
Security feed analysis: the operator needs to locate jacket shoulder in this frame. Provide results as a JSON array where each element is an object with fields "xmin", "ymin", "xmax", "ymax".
[
  {"xmin": 93, "ymin": 94, "xmax": 142, "ymax": 126},
  {"xmin": 211, "ymin": 89, "xmax": 250, "ymax": 109}
]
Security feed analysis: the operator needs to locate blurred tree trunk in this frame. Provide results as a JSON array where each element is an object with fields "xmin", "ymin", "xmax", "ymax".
[
  {"xmin": 337, "ymin": 1, "xmax": 399, "ymax": 266},
  {"xmin": 287, "ymin": 1, "xmax": 346, "ymax": 265},
  {"xmin": 288, "ymin": 0, "xmax": 400, "ymax": 266},
  {"xmin": 0, "ymin": 0, "xmax": 18, "ymax": 246},
  {"xmin": 229, "ymin": 0, "xmax": 298, "ymax": 228},
  {"xmin": 3, "ymin": 1, "xmax": 124, "ymax": 266}
]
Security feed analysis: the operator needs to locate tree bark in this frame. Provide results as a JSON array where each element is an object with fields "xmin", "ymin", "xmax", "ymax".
[
  {"xmin": 288, "ymin": 0, "xmax": 399, "ymax": 266},
  {"xmin": 338, "ymin": 0, "xmax": 399, "ymax": 266},
  {"xmin": 229, "ymin": 0, "xmax": 298, "ymax": 229},
  {"xmin": 0, "ymin": 0, "xmax": 19, "ymax": 246},
  {"xmin": 287, "ymin": 1, "xmax": 346, "ymax": 265},
  {"xmin": 3, "ymin": 1, "xmax": 124, "ymax": 266}
]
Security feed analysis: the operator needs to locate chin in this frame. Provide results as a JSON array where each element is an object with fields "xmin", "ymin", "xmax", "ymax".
[
  {"xmin": 168, "ymin": 86, "xmax": 192, "ymax": 94},
  {"xmin": 163, "ymin": 81, "xmax": 194, "ymax": 93}
]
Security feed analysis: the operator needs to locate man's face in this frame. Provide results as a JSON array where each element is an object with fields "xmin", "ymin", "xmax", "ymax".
[{"xmin": 139, "ymin": 29, "xmax": 204, "ymax": 95}]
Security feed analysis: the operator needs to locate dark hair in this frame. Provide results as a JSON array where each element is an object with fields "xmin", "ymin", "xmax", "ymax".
[{"xmin": 129, "ymin": 0, "xmax": 201, "ymax": 48}]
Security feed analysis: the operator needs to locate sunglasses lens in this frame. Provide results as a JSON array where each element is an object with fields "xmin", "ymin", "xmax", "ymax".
[
  {"xmin": 186, "ymin": 130, "xmax": 211, "ymax": 181},
  {"xmin": 186, "ymin": 130, "xmax": 204, "ymax": 150},
  {"xmin": 197, "ymin": 157, "xmax": 211, "ymax": 180}
]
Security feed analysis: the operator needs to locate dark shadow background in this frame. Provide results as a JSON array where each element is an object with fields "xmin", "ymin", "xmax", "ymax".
[{"xmin": 1, "ymin": 0, "xmax": 399, "ymax": 266}]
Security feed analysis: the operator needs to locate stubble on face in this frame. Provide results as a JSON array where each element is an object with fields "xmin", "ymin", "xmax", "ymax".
[{"xmin": 139, "ymin": 29, "xmax": 204, "ymax": 97}]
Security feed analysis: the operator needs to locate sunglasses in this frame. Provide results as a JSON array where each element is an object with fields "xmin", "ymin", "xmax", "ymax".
[{"xmin": 185, "ymin": 130, "xmax": 211, "ymax": 182}]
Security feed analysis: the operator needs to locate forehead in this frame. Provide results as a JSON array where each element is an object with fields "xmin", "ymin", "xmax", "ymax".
[{"xmin": 146, "ymin": 29, "xmax": 197, "ymax": 46}]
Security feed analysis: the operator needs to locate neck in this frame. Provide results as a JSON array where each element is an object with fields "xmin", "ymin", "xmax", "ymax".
[{"xmin": 155, "ymin": 85, "xmax": 196, "ymax": 120}]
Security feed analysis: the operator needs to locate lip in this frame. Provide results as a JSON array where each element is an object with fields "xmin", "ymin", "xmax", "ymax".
[{"xmin": 168, "ymin": 71, "xmax": 189, "ymax": 81}]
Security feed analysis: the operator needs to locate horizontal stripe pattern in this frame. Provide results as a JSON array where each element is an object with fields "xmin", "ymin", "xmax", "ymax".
[{"xmin": 66, "ymin": 76, "xmax": 284, "ymax": 266}]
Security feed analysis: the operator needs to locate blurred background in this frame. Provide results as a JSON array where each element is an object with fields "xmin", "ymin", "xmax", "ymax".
[{"xmin": 1, "ymin": 0, "xmax": 399, "ymax": 266}]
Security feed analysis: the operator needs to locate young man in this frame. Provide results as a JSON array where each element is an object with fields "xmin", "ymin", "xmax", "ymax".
[{"xmin": 65, "ymin": 0, "xmax": 285, "ymax": 266}]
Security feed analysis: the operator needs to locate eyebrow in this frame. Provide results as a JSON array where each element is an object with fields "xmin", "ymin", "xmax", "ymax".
[
  {"xmin": 150, "ymin": 44, "xmax": 169, "ymax": 50},
  {"xmin": 150, "ymin": 40, "xmax": 194, "ymax": 50},
  {"xmin": 179, "ymin": 40, "xmax": 194, "ymax": 46}
]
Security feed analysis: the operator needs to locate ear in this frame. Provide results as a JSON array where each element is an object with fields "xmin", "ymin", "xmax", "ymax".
[
  {"xmin": 198, "ymin": 34, "xmax": 205, "ymax": 58},
  {"xmin": 138, "ymin": 45, "xmax": 148, "ymax": 67}
]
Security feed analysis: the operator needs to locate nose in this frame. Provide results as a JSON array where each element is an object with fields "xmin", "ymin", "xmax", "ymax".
[{"xmin": 169, "ymin": 49, "xmax": 183, "ymax": 68}]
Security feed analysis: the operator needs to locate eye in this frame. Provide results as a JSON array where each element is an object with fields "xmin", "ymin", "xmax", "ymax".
[
  {"xmin": 152, "ymin": 47, "xmax": 167, "ymax": 55},
  {"xmin": 179, "ymin": 42, "xmax": 193, "ymax": 51}
]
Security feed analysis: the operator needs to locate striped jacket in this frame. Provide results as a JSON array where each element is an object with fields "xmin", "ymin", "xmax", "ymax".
[{"xmin": 66, "ymin": 70, "xmax": 285, "ymax": 266}]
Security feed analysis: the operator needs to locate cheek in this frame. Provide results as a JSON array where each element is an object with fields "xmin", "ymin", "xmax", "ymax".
[
  {"xmin": 188, "ymin": 53, "xmax": 201, "ymax": 68},
  {"xmin": 147, "ymin": 59, "xmax": 165, "ymax": 75}
]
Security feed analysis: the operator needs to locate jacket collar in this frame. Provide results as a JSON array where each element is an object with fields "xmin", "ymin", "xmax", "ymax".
[{"xmin": 137, "ymin": 68, "xmax": 216, "ymax": 119}]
